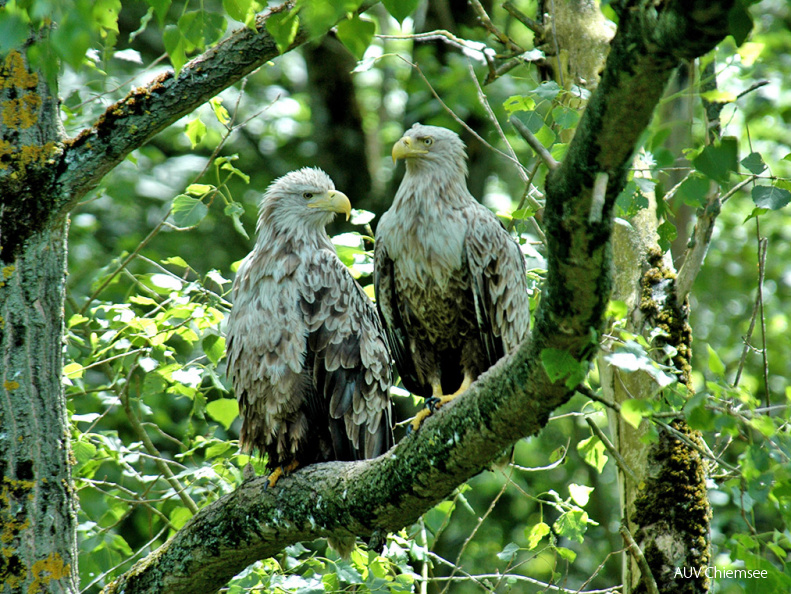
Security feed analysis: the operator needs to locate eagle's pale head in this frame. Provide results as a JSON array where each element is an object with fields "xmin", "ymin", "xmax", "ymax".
[
  {"xmin": 256, "ymin": 167, "xmax": 351, "ymax": 240},
  {"xmin": 391, "ymin": 123, "xmax": 468, "ymax": 178}
]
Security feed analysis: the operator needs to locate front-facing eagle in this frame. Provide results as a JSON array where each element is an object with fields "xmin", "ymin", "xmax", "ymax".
[
  {"xmin": 375, "ymin": 124, "xmax": 531, "ymax": 429},
  {"xmin": 226, "ymin": 168, "xmax": 393, "ymax": 488}
]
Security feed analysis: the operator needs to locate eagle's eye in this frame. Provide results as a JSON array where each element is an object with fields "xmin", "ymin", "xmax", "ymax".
[
  {"xmin": 423, "ymin": 138, "xmax": 433, "ymax": 146},
  {"xmin": 303, "ymin": 192, "xmax": 314, "ymax": 199}
]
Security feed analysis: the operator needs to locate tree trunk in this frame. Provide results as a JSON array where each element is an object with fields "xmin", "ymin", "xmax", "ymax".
[{"xmin": 1, "ymin": 44, "xmax": 77, "ymax": 592}]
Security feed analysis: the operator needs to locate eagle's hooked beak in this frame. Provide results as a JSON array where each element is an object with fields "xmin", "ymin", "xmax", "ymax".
[
  {"xmin": 392, "ymin": 136, "xmax": 428, "ymax": 163},
  {"xmin": 307, "ymin": 190, "xmax": 352, "ymax": 221}
]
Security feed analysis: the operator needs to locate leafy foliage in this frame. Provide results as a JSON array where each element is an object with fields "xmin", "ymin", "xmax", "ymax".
[{"xmin": 51, "ymin": 0, "xmax": 791, "ymax": 592}]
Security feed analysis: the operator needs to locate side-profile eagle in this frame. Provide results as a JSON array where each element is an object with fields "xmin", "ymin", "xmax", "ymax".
[
  {"xmin": 374, "ymin": 124, "xmax": 531, "ymax": 429},
  {"xmin": 226, "ymin": 168, "xmax": 393, "ymax": 487}
]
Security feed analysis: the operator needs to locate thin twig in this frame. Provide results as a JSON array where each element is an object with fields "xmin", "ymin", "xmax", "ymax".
[
  {"xmin": 466, "ymin": 64, "xmax": 546, "ymax": 242},
  {"xmin": 756, "ymin": 233, "xmax": 770, "ymax": 408},
  {"xmin": 585, "ymin": 416, "xmax": 639, "ymax": 484},
  {"xmin": 469, "ymin": 0, "xmax": 522, "ymax": 53},
  {"xmin": 576, "ymin": 384, "xmax": 621, "ymax": 412},
  {"xmin": 120, "ymin": 361, "xmax": 199, "ymax": 514},
  {"xmin": 397, "ymin": 55, "xmax": 531, "ymax": 176},
  {"xmin": 438, "ymin": 461, "xmax": 514, "ymax": 594},
  {"xmin": 502, "ymin": 1, "xmax": 543, "ymax": 35},
  {"xmin": 510, "ymin": 115, "xmax": 559, "ymax": 170},
  {"xmin": 619, "ymin": 524, "xmax": 659, "ymax": 594},
  {"xmin": 733, "ymin": 235, "xmax": 768, "ymax": 391}
]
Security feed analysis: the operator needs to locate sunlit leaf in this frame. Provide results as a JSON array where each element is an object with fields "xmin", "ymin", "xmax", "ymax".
[
  {"xmin": 569, "ymin": 484, "xmax": 594, "ymax": 507},
  {"xmin": 336, "ymin": 15, "xmax": 375, "ymax": 61},
  {"xmin": 577, "ymin": 436, "xmax": 608, "ymax": 473},
  {"xmin": 526, "ymin": 522, "xmax": 550, "ymax": 550},
  {"xmin": 185, "ymin": 117, "xmax": 207, "ymax": 148},
  {"xmin": 266, "ymin": 9, "xmax": 300, "ymax": 54},
  {"xmin": 207, "ymin": 398, "xmax": 239, "ymax": 430},
  {"xmin": 172, "ymin": 195, "xmax": 209, "ymax": 227},
  {"xmin": 163, "ymin": 24, "xmax": 187, "ymax": 73}
]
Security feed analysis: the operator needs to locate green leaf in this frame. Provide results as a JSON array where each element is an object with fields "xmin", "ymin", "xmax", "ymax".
[
  {"xmin": 693, "ymin": 137, "xmax": 738, "ymax": 184},
  {"xmin": 336, "ymin": 15, "xmax": 375, "ymax": 61},
  {"xmin": 0, "ymin": 12, "xmax": 31, "ymax": 55},
  {"xmin": 569, "ymin": 484, "xmax": 594, "ymax": 507},
  {"xmin": 621, "ymin": 399, "xmax": 652, "ymax": 429},
  {"xmin": 172, "ymin": 195, "xmax": 209, "ymax": 228},
  {"xmin": 526, "ymin": 522, "xmax": 550, "ymax": 550},
  {"xmin": 170, "ymin": 506, "xmax": 192, "ymax": 530},
  {"xmin": 266, "ymin": 9, "xmax": 300, "ymax": 54},
  {"xmin": 728, "ymin": 0, "xmax": 754, "ymax": 46},
  {"xmin": 223, "ymin": 0, "xmax": 256, "ymax": 26},
  {"xmin": 210, "ymin": 97, "xmax": 231, "ymax": 126},
  {"xmin": 532, "ymin": 80, "xmax": 561, "ymax": 102},
  {"xmin": 206, "ymin": 398, "xmax": 239, "ymax": 430},
  {"xmin": 50, "ymin": 17, "xmax": 93, "ymax": 69},
  {"xmin": 555, "ymin": 546, "xmax": 577, "ymax": 562},
  {"xmin": 224, "ymin": 202, "xmax": 250, "ymax": 239},
  {"xmin": 540, "ymin": 348, "xmax": 587, "ymax": 389},
  {"xmin": 577, "ymin": 436, "xmax": 608, "ymax": 473},
  {"xmin": 163, "ymin": 24, "xmax": 187, "ymax": 73},
  {"xmin": 68, "ymin": 314, "xmax": 90, "ymax": 328},
  {"xmin": 752, "ymin": 185, "xmax": 791, "ymax": 210},
  {"xmin": 178, "ymin": 10, "xmax": 226, "ymax": 50},
  {"xmin": 162, "ymin": 256, "xmax": 189, "ymax": 268},
  {"xmin": 657, "ymin": 219, "xmax": 677, "ymax": 252},
  {"xmin": 676, "ymin": 174, "xmax": 710, "ymax": 208},
  {"xmin": 553, "ymin": 510, "xmax": 589, "ymax": 543},
  {"xmin": 707, "ymin": 344, "xmax": 726, "ymax": 377},
  {"xmin": 383, "ymin": 0, "xmax": 420, "ymax": 23},
  {"xmin": 496, "ymin": 542, "xmax": 520, "ymax": 562},
  {"xmin": 185, "ymin": 117, "xmax": 207, "ymax": 148},
  {"xmin": 700, "ymin": 89, "xmax": 737, "ymax": 103},
  {"xmin": 503, "ymin": 95, "xmax": 536, "ymax": 116},
  {"xmin": 606, "ymin": 300, "xmax": 628, "ymax": 320},
  {"xmin": 203, "ymin": 334, "xmax": 226, "ymax": 366},
  {"xmin": 186, "ymin": 183, "xmax": 213, "ymax": 197},
  {"xmin": 146, "ymin": 0, "xmax": 172, "ymax": 26},
  {"xmin": 737, "ymin": 41, "xmax": 764, "ymax": 67},
  {"xmin": 64, "ymin": 362, "xmax": 84, "ymax": 379},
  {"xmin": 741, "ymin": 152, "xmax": 767, "ymax": 174},
  {"xmin": 73, "ymin": 440, "xmax": 97, "ymax": 465}
]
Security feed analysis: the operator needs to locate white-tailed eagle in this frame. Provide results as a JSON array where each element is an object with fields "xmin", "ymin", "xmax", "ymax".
[
  {"xmin": 227, "ymin": 168, "xmax": 393, "ymax": 488},
  {"xmin": 374, "ymin": 124, "xmax": 531, "ymax": 429}
]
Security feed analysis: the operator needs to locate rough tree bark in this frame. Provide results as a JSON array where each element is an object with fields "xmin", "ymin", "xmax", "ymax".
[{"xmin": 0, "ymin": 1, "xmax": 735, "ymax": 593}]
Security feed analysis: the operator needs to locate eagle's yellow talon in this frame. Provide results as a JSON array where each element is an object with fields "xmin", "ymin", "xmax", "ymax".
[{"xmin": 267, "ymin": 460, "xmax": 300, "ymax": 489}]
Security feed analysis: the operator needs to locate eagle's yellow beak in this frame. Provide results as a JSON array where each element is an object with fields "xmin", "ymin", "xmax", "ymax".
[
  {"xmin": 392, "ymin": 136, "xmax": 428, "ymax": 163},
  {"xmin": 307, "ymin": 190, "xmax": 351, "ymax": 221}
]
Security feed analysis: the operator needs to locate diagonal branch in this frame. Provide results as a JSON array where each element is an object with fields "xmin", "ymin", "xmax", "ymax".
[{"xmin": 104, "ymin": 2, "xmax": 735, "ymax": 593}]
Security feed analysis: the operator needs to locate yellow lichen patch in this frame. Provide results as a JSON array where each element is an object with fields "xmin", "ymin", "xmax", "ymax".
[
  {"xmin": 19, "ymin": 142, "xmax": 55, "ymax": 168},
  {"xmin": 3, "ymin": 380, "xmax": 21, "ymax": 391},
  {"xmin": 2, "ymin": 94, "xmax": 42, "ymax": 130},
  {"xmin": 2, "ymin": 51, "xmax": 39, "ymax": 90},
  {"xmin": 3, "ymin": 265, "xmax": 15, "ymax": 278},
  {"xmin": 0, "ymin": 138, "xmax": 12, "ymax": 169},
  {"xmin": 28, "ymin": 553, "xmax": 71, "ymax": 593}
]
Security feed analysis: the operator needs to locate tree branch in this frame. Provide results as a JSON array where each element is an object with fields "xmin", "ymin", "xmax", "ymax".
[{"xmin": 104, "ymin": 2, "xmax": 735, "ymax": 592}]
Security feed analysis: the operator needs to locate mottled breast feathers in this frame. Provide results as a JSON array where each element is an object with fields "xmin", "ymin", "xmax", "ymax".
[
  {"xmin": 375, "ymin": 124, "xmax": 531, "ymax": 398},
  {"xmin": 226, "ymin": 167, "xmax": 393, "ymax": 473}
]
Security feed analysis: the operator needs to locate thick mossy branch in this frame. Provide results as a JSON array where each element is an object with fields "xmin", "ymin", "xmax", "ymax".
[{"xmin": 105, "ymin": 3, "xmax": 734, "ymax": 593}]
